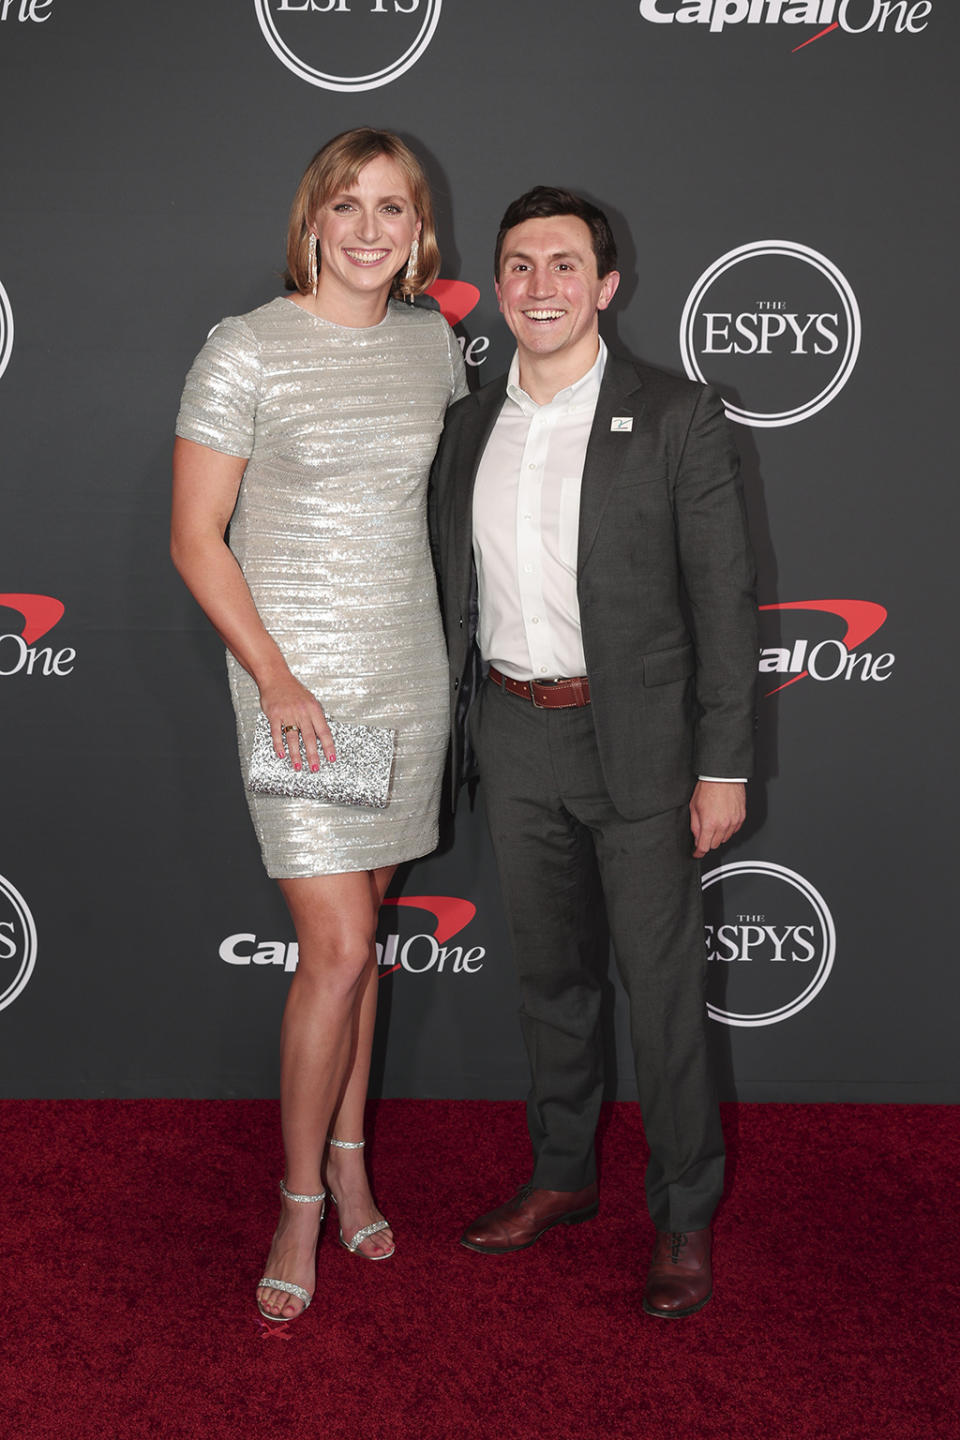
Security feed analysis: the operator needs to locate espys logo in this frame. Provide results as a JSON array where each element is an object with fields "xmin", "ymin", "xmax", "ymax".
[
  {"xmin": 0, "ymin": 873, "xmax": 38, "ymax": 1014},
  {"xmin": 220, "ymin": 895, "xmax": 485, "ymax": 977},
  {"xmin": 759, "ymin": 599, "xmax": 893, "ymax": 695},
  {"xmin": 638, "ymin": 1, "xmax": 933, "ymax": 49},
  {"xmin": 0, "ymin": 281, "xmax": 13, "ymax": 383},
  {"xmin": 254, "ymin": 0, "xmax": 442, "ymax": 92},
  {"xmin": 680, "ymin": 241, "xmax": 860, "ymax": 427},
  {"xmin": 703, "ymin": 861, "xmax": 835, "ymax": 1026},
  {"xmin": 0, "ymin": 594, "xmax": 76, "ymax": 678},
  {"xmin": 426, "ymin": 279, "xmax": 488, "ymax": 367}
]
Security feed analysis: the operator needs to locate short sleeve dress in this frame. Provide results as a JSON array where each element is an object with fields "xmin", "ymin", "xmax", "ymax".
[{"xmin": 176, "ymin": 296, "xmax": 468, "ymax": 878}]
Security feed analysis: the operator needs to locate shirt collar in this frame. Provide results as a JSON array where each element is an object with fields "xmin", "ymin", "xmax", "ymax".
[{"xmin": 505, "ymin": 338, "xmax": 608, "ymax": 416}]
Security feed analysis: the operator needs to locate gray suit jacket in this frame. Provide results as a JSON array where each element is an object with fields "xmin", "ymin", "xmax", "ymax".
[{"xmin": 429, "ymin": 352, "xmax": 758, "ymax": 819}]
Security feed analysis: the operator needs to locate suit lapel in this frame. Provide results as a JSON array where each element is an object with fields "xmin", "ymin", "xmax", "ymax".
[
  {"xmin": 453, "ymin": 378, "xmax": 507, "ymax": 563},
  {"xmin": 578, "ymin": 355, "xmax": 646, "ymax": 569}
]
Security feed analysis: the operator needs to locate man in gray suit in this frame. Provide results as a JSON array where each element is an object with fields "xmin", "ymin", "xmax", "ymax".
[{"xmin": 430, "ymin": 188, "xmax": 757, "ymax": 1317}]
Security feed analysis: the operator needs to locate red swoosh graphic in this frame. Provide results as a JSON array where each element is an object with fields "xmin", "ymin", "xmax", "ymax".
[
  {"xmin": 425, "ymin": 280, "xmax": 481, "ymax": 327},
  {"xmin": 0, "ymin": 593, "xmax": 65, "ymax": 644},
  {"xmin": 793, "ymin": 22, "xmax": 839, "ymax": 51},
  {"xmin": 378, "ymin": 896, "xmax": 477, "ymax": 978},
  {"xmin": 380, "ymin": 896, "xmax": 476, "ymax": 945},
  {"xmin": 759, "ymin": 599, "xmax": 887, "ymax": 695}
]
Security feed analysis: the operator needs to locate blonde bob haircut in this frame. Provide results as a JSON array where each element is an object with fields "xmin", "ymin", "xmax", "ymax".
[{"xmin": 285, "ymin": 128, "xmax": 441, "ymax": 301}]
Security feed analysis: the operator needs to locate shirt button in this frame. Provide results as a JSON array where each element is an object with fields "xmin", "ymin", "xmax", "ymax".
[
  {"xmin": 528, "ymin": 463, "xmax": 537, "ymax": 470},
  {"xmin": 523, "ymin": 564, "xmax": 533, "ymax": 573},
  {"xmin": 539, "ymin": 667, "xmax": 548, "ymax": 674},
  {"xmin": 531, "ymin": 616, "xmax": 540, "ymax": 625}
]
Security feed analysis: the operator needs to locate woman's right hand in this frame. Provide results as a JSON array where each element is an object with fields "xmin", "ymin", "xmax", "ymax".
[{"xmin": 259, "ymin": 673, "xmax": 337, "ymax": 771}]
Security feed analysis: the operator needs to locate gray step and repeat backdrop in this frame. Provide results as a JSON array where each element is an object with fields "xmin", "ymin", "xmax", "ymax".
[{"xmin": 1, "ymin": 1, "xmax": 956, "ymax": 1101}]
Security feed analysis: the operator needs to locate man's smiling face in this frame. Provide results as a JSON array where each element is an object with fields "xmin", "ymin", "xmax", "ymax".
[{"xmin": 495, "ymin": 214, "xmax": 619, "ymax": 369}]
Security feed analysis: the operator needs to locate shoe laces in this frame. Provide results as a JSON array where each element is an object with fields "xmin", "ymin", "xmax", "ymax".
[{"xmin": 669, "ymin": 1232, "xmax": 688, "ymax": 1265}]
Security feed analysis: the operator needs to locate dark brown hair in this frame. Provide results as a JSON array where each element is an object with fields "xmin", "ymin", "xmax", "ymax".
[{"xmin": 494, "ymin": 186, "xmax": 618, "ymax": 280}]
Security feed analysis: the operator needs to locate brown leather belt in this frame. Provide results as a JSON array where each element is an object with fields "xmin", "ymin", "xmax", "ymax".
[{"xmin": 488, "ymin": 665, "xmax": 591, "ymax": 709}]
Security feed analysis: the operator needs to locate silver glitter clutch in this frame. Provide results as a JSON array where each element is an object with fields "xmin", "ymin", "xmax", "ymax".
[{"xmin": 247, "ymin": 711, "xmax": 396, "ymax": 809}]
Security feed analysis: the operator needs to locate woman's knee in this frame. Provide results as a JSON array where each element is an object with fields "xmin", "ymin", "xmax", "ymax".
[
  {"xmin": 280, "ymin": 874, "xmax": 378, "ymax": 984},
  {"xmin": 298, "ymin": 923, "xmax": 375, "ymax": 989}
]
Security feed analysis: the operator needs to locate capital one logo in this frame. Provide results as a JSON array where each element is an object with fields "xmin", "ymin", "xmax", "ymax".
[
  {"xmin": 0, "ymin": 1, "xmax": 52, "ymax": 23},
  {"xmin": 426, "ymin": 279, "xmax": 489, "ymax": 367},
  {"xmin": 638, "ymin": 1, "xmax": 934, "ymax": 49},
  {"xmin": 703, "ymin": 861, "xmax": 835, "ymax": 1026},
  {"xmin": 220, "ymin": 895, "xmax": 485, "ymax": 976},
  {"xmin": 0, "ymin": 873, "xmax": 38, "ymax": 1014},
  {"xmin": 759, "ymin": 599, "xmax": 893, "ymax": 696},
  {"xmin": 0, "ymin": 281, "xmax": 13, "ymax": 383},
  {"xmin": 680, "ymin": 241, "xmax": 861, "ymax": 427},
  {"xmin": 0, "ymin": 594, "xmax": 76, "ymax": 678},
  {"xmin": 254, "ymin": 0, "xmax": 442, "ymax": 92},
  {"xmin": 378, "ymin": 895, "xmax": 484, "ymax": 975}
]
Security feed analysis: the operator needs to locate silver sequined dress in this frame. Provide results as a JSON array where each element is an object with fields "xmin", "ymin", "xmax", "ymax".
[{"xmin": 176, "ymin": 296, "xmax": 467, "ymax": 877}]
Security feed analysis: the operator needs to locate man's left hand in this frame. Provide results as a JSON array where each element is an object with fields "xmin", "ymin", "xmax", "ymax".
[{"xmin": 689, "ymin": 781, "xmax": 746, "ymax": 859}]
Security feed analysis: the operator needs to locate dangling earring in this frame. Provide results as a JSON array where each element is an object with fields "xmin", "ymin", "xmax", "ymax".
[
  {"xmin": 308, "ymin": 233, "xmax": 319, "ymax": 297},
  {"xmin": 404, "ymin": 238, "xmax": 419, "ymax": 303}
]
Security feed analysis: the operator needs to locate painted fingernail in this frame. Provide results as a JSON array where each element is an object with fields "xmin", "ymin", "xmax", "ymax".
[
  {"xmin": 293, "ymin": 762, "xmax": 302, "ymax": 771},
  {"xmin": 329, "ymin": 752, "xmax": 337, "ymax": 763},
  {"xmin": 310, "ymin": 763, "xmax": 319, "ymax": 773}
]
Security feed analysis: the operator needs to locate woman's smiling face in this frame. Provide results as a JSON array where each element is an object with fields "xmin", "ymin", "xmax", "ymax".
[{"xmin": 312, "ymin": 154, "xmax": 421, "ymax": 305}]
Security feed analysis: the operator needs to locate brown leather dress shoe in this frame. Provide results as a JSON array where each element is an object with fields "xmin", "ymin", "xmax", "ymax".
[
  {"xmin": 642, "ymin": 1228, "xmax": 713, "ymax": 1318},
  {"xmin": 460, "ymin": 1183, "xmax": 599, "ymax": 1254}
]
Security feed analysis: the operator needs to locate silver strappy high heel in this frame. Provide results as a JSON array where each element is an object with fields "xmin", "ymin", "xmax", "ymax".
[
  {"xmin": 256, "ymin": 1179, "xmax": 327, "ymax": 1322},
  {"xmin": 326, "ymin": 1136, "xmax": 395, "ymax": 1260}
]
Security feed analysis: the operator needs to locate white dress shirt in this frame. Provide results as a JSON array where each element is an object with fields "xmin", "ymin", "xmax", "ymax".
[{"xmin": 473, "ymin": 343, "xmax": 606, "ymax": 681}]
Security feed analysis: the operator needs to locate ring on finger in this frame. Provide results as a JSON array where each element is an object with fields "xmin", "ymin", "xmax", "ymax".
[{"xmin": 281, "ymin": 724, "xmax": 297, "ymax": 734}]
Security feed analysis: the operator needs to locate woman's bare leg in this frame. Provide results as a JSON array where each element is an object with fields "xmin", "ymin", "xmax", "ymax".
[
  {"xmin": 256, "ymin": 866, "xmax": 390, "ymax": 1319},
  {"xmin": 325, "ymin": 865, "xmax": 396, "ymax": 1256}
]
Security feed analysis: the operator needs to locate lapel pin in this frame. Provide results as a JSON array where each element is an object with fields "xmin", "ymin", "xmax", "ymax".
[{"xmin": 611, "ymin": 417, "xmax": 633, "ymax": 432}]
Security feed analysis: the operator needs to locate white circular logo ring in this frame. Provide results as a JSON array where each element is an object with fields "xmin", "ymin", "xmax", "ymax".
[
  {"xmin": 0, "ymin": 281, "xmax": 14, "ymax": 383},
  {"xmin": 702, "ymin": 860, "xmax": 835, "ymax": 1027},
  {"xmin": 0, "ymin": 873, "xmax": 38, "ymax": 1013},
  {"xmin": 254, "ymin": 0, "xmax": 442, "ymax": 92},
  {"xmin": 680, "ymin": 240, "xmax": 861, "ymax": 428}
]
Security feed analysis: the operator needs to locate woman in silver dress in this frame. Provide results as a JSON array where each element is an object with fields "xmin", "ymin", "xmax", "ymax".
[{"xmin": 171, "ymin": 129, "xmax": 467, "ymax": 1321}]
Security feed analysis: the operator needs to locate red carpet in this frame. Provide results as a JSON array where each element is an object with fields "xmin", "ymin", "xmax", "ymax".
[{"xmin": 2, "ymin": 1100, "xmax": 957, "ymax": 1439}]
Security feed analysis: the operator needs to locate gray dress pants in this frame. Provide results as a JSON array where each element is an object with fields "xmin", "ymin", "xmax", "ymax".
[{"xmin": 473, "ymin": 678, "xmax": 724, "ymax": 1232}]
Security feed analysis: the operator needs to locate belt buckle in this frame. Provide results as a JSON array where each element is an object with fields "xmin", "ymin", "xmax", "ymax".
[{"xmin": 530, "ymin": 676, "xmax": 566, "ymax": 707}]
